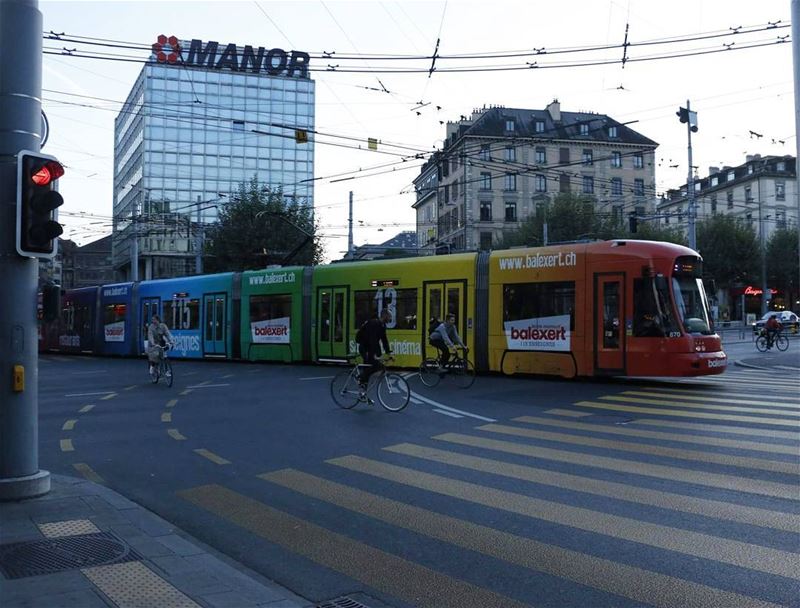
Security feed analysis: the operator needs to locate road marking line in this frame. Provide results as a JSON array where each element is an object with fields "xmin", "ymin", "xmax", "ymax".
[
  {"xmin": 479, "ymin": 423, "xmax": 797, "ymax": 475},
  {"xmin": 222, "ymin": 374, "xmax": 234, "ymax": 379},
  {"xmin": 62, "ymin": 419, "xmax": 77, "ymax": 431},
  {"xmin": 434, "ymin": 433, "xmax": 799, "ymax": 501},
  {"xmin": 636, "ymin": 386, "xmax": 800, "ymax": 403},
  {"xmin": 514, "ymin": 415, "xmax": 799, "ymax": 456},
  {"xmin": 544, "ymin": 408, "xmax": 592, "ymax": 417},
  {"xmin": 178, "ymin": 484, "xmax": 530, "ymax": 608},
  {"xmin": 123, "ymin": 385, "xmax": 136, "ymax": 391},
  {"xmin": 262, "ymin": 468, "xmax": 785, "ymax": 608},
  {"xmin": 385, "ymin": 443, "xmax": 798, "ymax": 533},
  {"xmin": 632, "ymin": 418, "xmax": 799, "ymax": 440},
  {"xmin": 604, "ymin": 394, "xmax": 800, "ymax": 417},
  {"xmin": 179, "ymin": 389, "xmax": 193, "ymax": 396},
  {"xmin": 161, "ymin": 412, "xmax": 172, "ymax": 423},
  {"xmin": 622, "ymin": 390, "xmax": 800, "ymax": 409},
  {"xmin": 186, "ymin": 383, "xmax": 229, "ymax": 389},
  {"xmin": 100, "ymin": 392, "xmax": 118, "ymax": 401},
  {"xmin": 193, "ymin": 448, "xmax": 231, "ymax": 465},
  {"xmin": 300, "ymin": 376, "xmax": 335, "ymax": 380},
  {"xmin": 184, "ymin": 371, "xmax": 198, "ymax": 376},
  {"xmin": 78, "ymin": 404, "xmax": 95, "ymax": 414},
  {"xmin": 60, "ymin": 439, "xmax": 74, "ymax": 452},
  {"xmin": 73, "ymin": 463, "xmax": 104, "ymax": 484},
  {"xmin": 71, "ymin": 370, "xmax": 106, "ymax": 375},
  {"xmin": 434, "ymin": 409, "xmax": 463, "ymax": 418},
  {"xmin": 167, "ymin": 429, "xmax": 187, "ymax": 441},
  {"xmin": 329, "ymin": 455, "xmax": 799, "ymax": 580},
  {"xmin": 575, "ymin": 400, "xmax": 800, "ymax": 428},
  {"xmin": 65, "ymin": 391, "xmax": 114, "ymax": 397},
  {"xmin": 196, "ymin": 380, "xmax": 211, "ymax": 386},
  {"xmin": 410, "ymin": 391, "xmax": 496, "ymax": 422},
  {"xmin": 165, "ymin": 399, "xmax": 178, "ymax": 408}
]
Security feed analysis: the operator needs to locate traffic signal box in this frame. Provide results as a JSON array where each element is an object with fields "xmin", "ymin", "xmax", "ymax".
[{"xmin": 16, "ymin": 151, "xmax": 65, "ymax": 258}]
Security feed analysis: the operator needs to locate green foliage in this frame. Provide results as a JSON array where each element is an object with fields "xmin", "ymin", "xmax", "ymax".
[
  {"xmin": 695, "ymin": 214, "xmax": 759, "ymax": 288},
  {"xmin": 766, "ymin": 228, "xmax": 799, "ymax": 298},
  {"xmin": 204, "ymin": 178, "xmax": 323, "ymax": 272}
]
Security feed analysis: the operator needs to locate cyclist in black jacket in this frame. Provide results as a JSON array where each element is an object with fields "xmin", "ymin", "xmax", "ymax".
[{"xmin": 357, "ymin": 309, "xmax": 392, "ymax": 387}]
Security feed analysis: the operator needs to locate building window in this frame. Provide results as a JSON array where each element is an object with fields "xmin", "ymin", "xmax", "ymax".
[
  {"xmin": 710, "ymin": 176, "xmax": 718, "ymax": 187},
  {"xmin": 611, "ymin": 177, "xmax": 623, "ymax": 196},
  {"xmin": 504, "ymin": 173, "xmax": 516, "ymax": 191},
  {"xmin": 560, "ymin": 173, "xmax": 570, "ymax": 193},
  {"xmin": 480, "ymin": 144, "xmax": 490, "ymax": 161},
  {"xmin": 744, "ymin": 186, "xmax": 752, "ymax": 202},
  {"xmin": 582, "ymin": 175, "xmax": 594, "ymax": 194},
  {"xmin": 777, "ymin": 161, "xmax": 786, "ymax": 171},
  {"xmin": 505, "ymin": 201, "xmax": 517, "ymax": 222},
  {"xmin": 776, "ymin": 208, "xmax": 786, "ymax": 229},
  {"xmin": 535, "ymin": 120, "xmax": 545, "ymax": 133},
  {"xmin": 727, "ymin": 170, "xmax": 735, "ymax": 182},
  {"xmin": 633, "ymin": 153, "xmax": 644, "ymax": 169},
  {"xmin": 727, "ymin": 191, "xmax": 734, "ymax": 209},
  {"xmin": 579, "ymin": 123, "xmax": 589, "ymax": 136},
  {"xmin": 480, "ymin": 172, "xmax": 491, "ymax": 190},
  {"xmin": 535, "ymin": 147, "xmax": 546, "ymax": 164},
  {"xmin": 452, "ymin": 179, "xmax": 458, "ymax": 200},
  {"xmin": 505, "ymin": 119, "xmax": 515, "ymax": 132},
  {"xmin": 480, "ymin": 231, "xmax": 492, "ymax": 250},
  {"xmin": 776, "ymin": 181, "xmax": 786, "ymax": 201},
  {"xmin": 444, "ymin": 184, "xmax": 450, "ymax": 202},
  {"xmin": 582, "ymin": 149, "xmax": 593, "ymax": 165},
  {"xmin": 747, "ymin": 164, "xmax": 754, "ymax": 175},
  {"xmin": 612, "ymin": 205, "xmax": 623, "ymax": 225},
  {"xmin": 505, "ymin": 146, "xmax": 516, "ymax": 162},
  {"xmin": 480, "ymin": 201, "xmax": 492, "ymax": 221},
  {"xmin": 611, "ymin": 151, "xmax": 622, "ymax": 168},
  {"xmin": 634, "ymin": 179, "xmax": 645, "ymax": 196},
  {"xmin": 535, "ymin": 174, "xmax": 547, "ymax": 193},
  {"xmin": 608, "ymin": 125, "xmax": 618, "ymax": 138},
  {"xmin": 710, "ymin": 195, "xmax": 717, "ymax": 213},
  {"xmin": 232, "ymin": 120, "xmax": 245, "ymax": 131},
  {"xmin": 559, "ymin": 148, "xmax": 570, "ymax": 165}
]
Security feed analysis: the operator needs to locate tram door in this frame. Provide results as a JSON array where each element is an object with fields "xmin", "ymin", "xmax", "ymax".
[
  {"xmin": 423, "ymin": 281, "xmax": 466, "ymax": 358},
  {"xmin": 594, "ymin": 273, "xmax": 625, "ymax": 373},
  {"xmin": 317, "ymin": 287, "xmax": 349, "ymax": 359},
  {"xmin": 141, "ymin": 297, "xmax": 160, "ymax": 353},
  {"xmin": 203, "ymin": 293, "xmax": 227, "ymax": 356}
]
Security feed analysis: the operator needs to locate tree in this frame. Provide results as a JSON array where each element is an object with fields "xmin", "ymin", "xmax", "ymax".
[
  {"xmin": 695, "ymin": 214, "xmax": 759, "ymax": 289},
  {"xmin": 766, "ymin": 228, "xmax": 800, "ymax": 309},
  {"xmin": 204, "ymin": 178, "xmax": 323, "ymax": 272}
]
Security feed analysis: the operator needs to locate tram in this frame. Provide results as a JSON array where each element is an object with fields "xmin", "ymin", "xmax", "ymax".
[{"xmin": 39, "ymin": 240, "xmax": 727, "ymax": 378}]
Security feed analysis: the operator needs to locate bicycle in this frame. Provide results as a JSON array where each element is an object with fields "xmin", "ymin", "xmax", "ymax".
[
  {"xmin": 755, "ymin": 330, "xmax": 789, "ymax": 353},
  {"xmin": 149, "ymin": 344, "xmax": 174, "ymax": 387},
  {"xmin": 419, "ymin": 346, "xmax": 476, "ymax": 389},
  {"xmin": 330, "ymin": 354, "xmax": 410, "ymax": 412}
]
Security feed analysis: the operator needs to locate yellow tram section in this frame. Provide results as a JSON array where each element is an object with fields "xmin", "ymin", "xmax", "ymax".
[{"xmin": 312, "ymin": 254, "xmax": 477, "ymax": 368}]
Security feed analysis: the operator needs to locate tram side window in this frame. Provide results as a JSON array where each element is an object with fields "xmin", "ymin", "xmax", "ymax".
[
  {"xmin": 503, "ymin": 282, "xmax": 575, "ymax": 329},
  {"xmin": 104, "ymin": 304, "xmax": 127, "ymax": 325},
  {"xmin": 163, "ymin": 299, "xmax": 200, "ymax": 330},
  {"xmin": 354, "ymin": 288, "xmax": 418, "ymax": 330},
  {"xmin": 633, "ymin": 278, "xmax": 679, "ymax": 337},
  {"xmin": 250, "ymin": 294, "xmax": 291, "ymax": 323}
]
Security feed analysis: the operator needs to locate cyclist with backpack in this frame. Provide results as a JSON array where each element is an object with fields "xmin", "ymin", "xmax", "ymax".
[
  {"xmin": 355, "ymin": 308, "xmax": 392, "ymax": 390},
  {"xmin": 429, "ymin": 313, "xmax": 466, "ymax": 368}
]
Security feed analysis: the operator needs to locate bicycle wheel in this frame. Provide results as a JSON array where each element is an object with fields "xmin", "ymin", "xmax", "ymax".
[
  {"xmin": 451, "ymin": 358, "xmax": 476, "ymax": 389},
  {"xmin": 149, "ymin": 363, "xmax": 160, "ymax": 384},
  {"xmin": 418, "ymin": 359, "xmax": 442, "ymax": 387},
  {"xmin": 775, "ymin": 334, "xmax": 789, "ymax": 352},
  {"xmin": 755, "ymin": 335, "xmax": 769, "ymax": 352},
  {"xmin": 330, "ymin": 369, "xmax": 360, "ymax": 409},
  {"xmin": 163, "ymin": 360, "xmax": 174, "ymax": 387},
  {"xmin": 377, "ymin": 373, "xmax": 410, "ymax": 412}
]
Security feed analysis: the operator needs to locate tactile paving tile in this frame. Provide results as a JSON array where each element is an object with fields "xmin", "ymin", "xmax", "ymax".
[
  {"xmin": 38, "ymin": 519, "xmax": 101, "ymax": 538},
  {"xmin": 82, "ymin": 561, "xmax": 200, "ymax": 608}
]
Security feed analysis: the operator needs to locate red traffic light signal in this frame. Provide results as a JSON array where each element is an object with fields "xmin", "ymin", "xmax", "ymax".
[{"xmin": 16, "ymin": 151, "xmax": 65, "ymax": 258}]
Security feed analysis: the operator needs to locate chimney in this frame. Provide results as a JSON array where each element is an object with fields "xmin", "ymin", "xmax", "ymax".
[
  {"xmin": 709, "ymin": 166, "xmax": 719, "ymax": 175},
  {"xmin": 746, "ymin": 155, "xmax": 753, "ymax": 163},
  {"xmin": 546, "ymin": 99, "xmax": 561, "ymax": 122}
]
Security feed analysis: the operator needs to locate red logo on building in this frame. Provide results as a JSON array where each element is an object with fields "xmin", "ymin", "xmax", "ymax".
[{"xmin": 152, "ymin": 35, "xmax": 181, "ymax": 64}]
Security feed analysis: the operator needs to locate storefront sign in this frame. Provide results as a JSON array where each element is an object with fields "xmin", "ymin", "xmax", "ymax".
[
  {"xmin": 251, "ymin": 317, "xmax": 290, "ymax": 344},
  {"xmin": 743, "ymin": 286, "xmax": 778, "ymax": 297},
  {"xmin": 504, "ymin": 315, "xmax": 571, "ymax": 351}
]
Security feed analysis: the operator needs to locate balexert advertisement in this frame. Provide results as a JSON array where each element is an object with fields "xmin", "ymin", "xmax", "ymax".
[
  {"xmin": 504, "ymin": 315, "xmax": 571, "ymax": 351},
  {"xmin": 251, "ymin": 317, "xmax": 290, "ymax": 344},
  {"xmin": 498, "ymin": 251, "xmax": 577, "ymax": 271},
  {"xmin": 104, "ymin": 321, "xmax": 125, "ymax": 343}
]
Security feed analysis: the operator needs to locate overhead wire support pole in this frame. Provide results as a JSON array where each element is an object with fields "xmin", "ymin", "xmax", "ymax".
[{"xmin": 793, "ymin": 0, "xmax": 800, "ymax": 312}]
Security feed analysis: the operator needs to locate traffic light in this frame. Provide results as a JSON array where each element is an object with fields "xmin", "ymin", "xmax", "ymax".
[
  {"xmin": 676, "ymin": 106, "xmax": 698, "ymax": 132},
  {"xmin": 16, "ymin": 151, "xmax": 65, "ymax": 258},
  {"xmin": 628, "ymin": 212, "xmax": 638, "ymax": 233}
]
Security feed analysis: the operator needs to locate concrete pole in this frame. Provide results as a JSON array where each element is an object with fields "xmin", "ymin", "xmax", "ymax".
[
  {"xmin": 760, "ymin": 193, "xmax": 768, "ymax": 316},
  {"xmin": 0, "ymin": 0, "xmax": 50, "ymax": 499},
  {"xmin": 195, "ymin": 195, "xmax": 203, "ymax": 274},
  {"xmin": 686, "ymin": 100, "xmax": 696, "ymax": 251},
  {"xmin": 793, "ymin": 0, "xmax": 800, "ymax": 311},
  {"xmin": 130, "ymin": 203, "xmax": 138, "ymax": 282},
  {"xmin": 347, "ymin": 191, "xmax": 354, "ymax": 257}
]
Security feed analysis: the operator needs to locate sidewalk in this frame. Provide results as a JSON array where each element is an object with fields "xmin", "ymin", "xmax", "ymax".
[{"xmin": 0, "ymin": 475, "xmax": 310, "ymax": 608}]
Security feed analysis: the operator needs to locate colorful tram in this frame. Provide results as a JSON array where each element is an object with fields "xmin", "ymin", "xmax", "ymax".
[{"xmin": 39, "ymin": 240, "xmax": 727, "ymax": 378}]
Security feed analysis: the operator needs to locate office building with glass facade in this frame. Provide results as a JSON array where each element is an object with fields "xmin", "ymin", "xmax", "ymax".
[{"xmin": 113, "ymin": 38, "xmax": 315, "ymax": 280}]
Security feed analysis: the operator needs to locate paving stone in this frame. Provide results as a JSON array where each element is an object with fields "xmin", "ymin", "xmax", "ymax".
[
  {"xmin": 3, "ymin": 588, "xmax": 112, "ymax": 608},
  {"xmin": 154, "ymin": 533, "xmax": 207, "ymax": 557},
  {"xmin": 120, "ymin": 509, "xmax": 175, "ymax": 536},
  {"xmin": 199, "ymin": 590, "xmax": 262, "ymax": 608},
  {"xmin": 149, "ymin": 554, "xmax": 199, "ymax": 577},
  {"xmin": 0, "ymin": 570, "xmax": 93, "ymax": 602},
  {"xmin": 183, "ymin": 554, "xmax": 290, "ymax": 604},
  {"xmin": 0, "ymin": 519, "xmax": 42, "ymax": 544},
  {"xmin": 125, "ymin": 535, "xmax": 176, "ymax": 558}
]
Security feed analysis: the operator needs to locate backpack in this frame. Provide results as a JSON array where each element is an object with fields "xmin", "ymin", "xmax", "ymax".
[
  {"xmin": 355, "ymin": 321, "xmax": 369, "ymax": 347},
  {"xmin": 428, "ymin": 318, "xmax": 440, "ymax": 336}
]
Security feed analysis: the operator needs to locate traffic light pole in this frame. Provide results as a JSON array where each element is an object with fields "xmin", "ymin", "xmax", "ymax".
[
  {"xmin": 685, "ymin": 100, "xmax": 696, "ymax": 251},
  {"xmin": 0, "ymin": 0, "xmax": 50, "ymax": 499}
]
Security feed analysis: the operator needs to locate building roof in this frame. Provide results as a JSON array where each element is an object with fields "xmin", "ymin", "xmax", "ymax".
[{"xmin": 76, "ymin": 235, "xmax": 112, "ymax": 253}]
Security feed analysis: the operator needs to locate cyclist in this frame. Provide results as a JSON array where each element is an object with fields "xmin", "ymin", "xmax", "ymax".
[
  {"xmin": 147, "ymin": 314, "xmax": 174, "ymax": 377},
  {"xmin": 356, "ymin": 308, "xmax": 392, "ymax": 391},
  {"xmin": 429, "ymin": 313, "xmax": 467, "ymax": 368},
  {"xmin": 765, "ymin": 314, "xmax": 782, "ymax": 349}
]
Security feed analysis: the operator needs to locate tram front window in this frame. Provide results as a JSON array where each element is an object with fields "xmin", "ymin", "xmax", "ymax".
[{"xmin": 671, "ymin": 276, "xmax": 712, "ymax": 334}]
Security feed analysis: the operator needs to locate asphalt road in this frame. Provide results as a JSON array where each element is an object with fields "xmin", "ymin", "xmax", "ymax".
[{"xmin": 37, "ymin": 353, "xmax": 800, "ymax": 608}]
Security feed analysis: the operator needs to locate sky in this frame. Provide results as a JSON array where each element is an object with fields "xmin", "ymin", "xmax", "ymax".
[{"xmin": 40, "ymin": 0, "xmax": 796, "ymax": 260}]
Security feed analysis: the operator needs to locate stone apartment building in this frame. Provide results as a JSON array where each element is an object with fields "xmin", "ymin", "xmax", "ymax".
[
  {"xmin": 39, "ymin": 236, "xmax": 114, "ymax": 289},
  {"xmin": 412, "ymin": 101, "xmax": 658, "ymax": 253}
]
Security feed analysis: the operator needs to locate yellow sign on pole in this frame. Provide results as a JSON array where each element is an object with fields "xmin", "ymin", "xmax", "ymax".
[
  {"xmin": 295, "ymin": 129, "xmax": 308, "ymax": 144},
  {"xmin": 368, "ymin": 138, "xmax": 378, "ymax": 150}
]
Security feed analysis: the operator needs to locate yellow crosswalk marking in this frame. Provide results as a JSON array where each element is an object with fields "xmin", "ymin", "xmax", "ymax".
[
  {"xmin": 328, "ymin": 456, "xmax": 799, "ymax": 580},
  {"xmin": 640, "ymin": 386, "xmax": 800, "ymax": 403},
  {"xmin": 575, "ymin": 400, "xmax": 800, "ymax": 427},
  {"xmin": 60, "ymin": 439, "xmax": 74, "ymax": 452},
  {"xmin": 78, "ymin": 404, "xmax": 95, "ymax": 413},
  {"xmin": 622, "ymin": 390, "xmax": 800, "ymax": 409},
  {"xmin": 600, "ymin": 395, "xmax": 800, "ymax": 418},
  {"xmin": 633, "ymin": 419, "xmax": 799, "ymax": 440},
  {"xmin": 167, "ymin": 429, "xmax": 187, "ymax": 441},
  {"xmin": 262, "ymin": 468, "xmax": 784, "ymax": 608},
  {"xmin": 178, "ymin": 484, "xmax": 530, "ymax": 608},
  {"xmin": 434, "ymin": 433, "xmax": 799, "ymax": 500},
  {"xmin": 514, "ymin": 415, "xmax": 799, "ymax": 455},
  {"xmin": 384, "ymin": 443, "xmax": 797, "ymax": 533},
  {"xmin": 62, "ymin": 419, "xmax": 77, "ymax": 431},
  {"xmin": 73, "ymin": 462, "xmax": 104, "ymax": 484},
  {"xmin": 193, "ymin": 448, "xmax": 231, "ymax": 465},
  {"xmin": 478, "ymin": 423, "xmax": 796, "ymax": 475}
]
